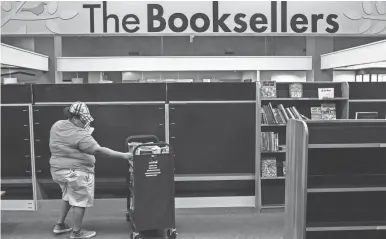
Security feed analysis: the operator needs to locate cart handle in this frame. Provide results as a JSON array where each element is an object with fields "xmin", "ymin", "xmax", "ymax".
[
  {"xmin": 132, "ymin": 142, "xmax": 174, "ymax": 156},
  {"xmin": 125, "ymin": 135, "xmax": 159, "ymax": 151}
]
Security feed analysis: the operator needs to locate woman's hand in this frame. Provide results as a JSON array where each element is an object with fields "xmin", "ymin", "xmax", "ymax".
[{"xmin": 123, "ymin": 152, "xmax": 133, "ymax": 161}]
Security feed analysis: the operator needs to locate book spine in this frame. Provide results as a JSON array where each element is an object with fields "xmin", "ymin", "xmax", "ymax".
[
  {"xmin": 263, "ymin": 106, "xmax": 272, "ymax": 124},
  {"xmin": 275, "ymin": 133, "xmax": 278, "ymax": 151},
  {"xmin": 278, "ymin": 104, "xmax": 290, "ymax": 121},
  {"xmin": 277, "ymin": 108, "xmax": 286, "ymax": 124},
  {"xmin": 273, "ymin": 108, "xmax": 281, "ymax": 124},
  {"xmin": 262, "ymin": 108, "xmax": 268, "ymax": 124},
  {"xmin": 264, "ymin": 105, "xmax": 274, "ymax": 124},
  {"xmin": 292, "ymin": 106, "xmax": 303, "ymax": 120},
  {"xmin": 300, "ymin": 114, "xmax": 310, "ymax": 120},
  {"xmin": 261, "ymin": 132, "xmax": 265, "ymax": 151},
  {"xmin": 268, "ymin": 103, "xmax": 278, "ymax": 124},
  {"xmin": 286, "ymin": 107, "xmax": 295, "ymax": 119}
]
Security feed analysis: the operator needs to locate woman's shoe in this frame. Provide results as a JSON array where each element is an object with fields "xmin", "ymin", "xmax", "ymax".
[
  {"xmin": 53, "ymin": 223, "xmax": 73, "ymax": 234},
  {"xmin": 70, "ymin": 229, "xmax": 96, "ymax": 239}
]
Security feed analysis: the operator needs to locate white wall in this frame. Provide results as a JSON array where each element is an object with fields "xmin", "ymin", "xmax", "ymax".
[
  {"xmin": 332, "ymin": 71, "xmax": 355, "ymax": 82},
  {"xmin": 260, "ymin": 71, "xmax": 307, "ymax": 82}
]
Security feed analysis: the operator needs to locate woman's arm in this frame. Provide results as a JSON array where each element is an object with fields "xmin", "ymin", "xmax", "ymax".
[{"xmin": 83, "ymin": 144, "xmax": 133, "ymax": 160}]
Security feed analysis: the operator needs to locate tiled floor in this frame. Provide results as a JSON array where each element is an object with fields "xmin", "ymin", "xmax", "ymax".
[{"xmin": 1, "ymin": 199, "xmax": 284, "ymax": 239}]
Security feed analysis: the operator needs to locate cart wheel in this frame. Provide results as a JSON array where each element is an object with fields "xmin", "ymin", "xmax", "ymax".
[{"xmin": 167, "ymin": 229, "xmax": 177, "ymax": 239}]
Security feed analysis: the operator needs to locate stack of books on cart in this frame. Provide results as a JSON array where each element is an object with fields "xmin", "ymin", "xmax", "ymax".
[{"xmin": 128, "ymin": 142, "xmax": 170, "ymax": 155}]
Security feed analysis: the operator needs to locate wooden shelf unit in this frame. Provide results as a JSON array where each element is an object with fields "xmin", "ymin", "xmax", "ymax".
[
  {"xmin": 285, "ymin": 120, "xmax": 386, "ymax": 239},
  {"xmin": 257, "ymin": 82, "xmax": 349, "ymax": 210}
]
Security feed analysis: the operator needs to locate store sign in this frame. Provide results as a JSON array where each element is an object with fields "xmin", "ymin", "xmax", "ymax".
[{"xmin": 1, "ymin": 1, "xmax": 386, "ymax": 35}]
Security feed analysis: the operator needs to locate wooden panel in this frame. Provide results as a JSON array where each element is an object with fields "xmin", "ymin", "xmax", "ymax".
[
  {"xmin": 1, "ymin": 106, "xmax": 33, "ymax": 200},
  {"xmin": 349, "ymin": 102, "xmax": 386, "ymax": 119},
  {"xmin": 175, "ymin": 180, "xmax": 254, "ymax": 197},
  {"xmin": 349, "ymin": 82, "xmax": 386, "ymax": 100},
  {"xmin": 308, "ymin": 148, "xmax": 386, "ymax": 189},
  {"xmin": 307, "ymin": 230, "xmax": 384, "ymax": 239},
  {"xmin": 169, "ymin": 103, "xmax": 255, "ymax": 174},
  {"xmin": 307, "ymin": 191, "xmax": 386, "ymax": 226},
  {"xmin": 285, "ymin": 120, "xmax": 308, "ymax": 239},
  {"xmin": 167, "ymin": 82, "xmax": 256, "ymax": 101},
  {"xmin": 307, "ymin": 122, "xmax": 386, "ymax": 144},
  {"xmin": 261, "ymin": 180, "xmax": 285, "ymax": 205},
  {"xmin": 33, "ymin": 83, "xmax": 166, "ymax": 103},
  {"xmin": 1, "ymin": 84, "xmax": 32, "ymax": 104}
]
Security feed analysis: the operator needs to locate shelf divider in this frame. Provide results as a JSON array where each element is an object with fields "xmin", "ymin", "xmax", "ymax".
[{"xmin": 307, "ymin": 187, "xmax": 386, "ymax": 193}]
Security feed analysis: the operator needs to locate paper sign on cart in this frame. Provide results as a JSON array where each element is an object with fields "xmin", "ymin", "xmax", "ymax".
[{"xmin": 145, "ymin": 160, "xmax": 161, "ymax": 177}]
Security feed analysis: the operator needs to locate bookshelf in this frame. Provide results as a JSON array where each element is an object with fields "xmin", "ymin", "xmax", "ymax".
[
  {"xmin": 257, "ymin": 82, "xmax": 349, "ymax": 210},
  {"xmin": 349, "ymin": 82, "xmax": 386, "ymax": 119},
  {"xmin": 285, "ymin": 120, "xmax": 386, "ymax": 239}
]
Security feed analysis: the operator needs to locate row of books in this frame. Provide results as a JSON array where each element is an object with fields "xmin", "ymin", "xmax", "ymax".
[
  {"xmin": 261, "ymin": 81, "xmax": 335, "ymax": 99},
  {"xmin": 261, "ymin": 132, "xmax": 280, "ymax": 152},
  {"xmin": 262, "ymin": 103, "xmax": 309, "ymax": 124},
  {"xmin": 262, "ymin": 103, "xmax": 337, "ymax": 124},
  {"xmin": 261, "ymin": 157, "xmax": 286, "ymax": 178}
]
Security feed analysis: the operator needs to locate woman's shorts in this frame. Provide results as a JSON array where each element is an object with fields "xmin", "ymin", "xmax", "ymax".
[{"xmin": 51, "ymin": 169, "xmax": 95, "ymax": 208}]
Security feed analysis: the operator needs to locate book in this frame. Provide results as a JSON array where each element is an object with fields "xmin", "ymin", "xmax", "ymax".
[
  {"xmin": 261, "ymin": 157, "xmax": 277, "ymax": 178},
  {"xmin": 269, "ymin": 103, "xmax": 279, "ymax": 124},
  {"xmin": 291, "ymin": 107, "xmax": 302, "ymax": 120},
  {"xmin": 289, "ymin": 83, "xmax": 303, "ymax": 98},
  {"xmin": 276, "ymin": 108, "xmax": 286, "ymax": 124},
  {"xmin": 272, "ymin": 108, "xmax": 281, "ymax": 124},
  {"xmin": 300, "ymin": 114, "xmax": 310, "ymax": 120},
  {"xmin": 261, "ymin": 81, "xmax": 277, "ymax": 98},
  {"xmin": 318, "ymin": 88, "xmax": 334, "ymax": 99},
  {"xmin": 321, "ymin": 104, "xmax": 336, "ymax": 120},
  {"xmin": 261, "ymin": 132, "xmax": 268, "ymax": 152},
  {"xmin": 286, "ymin": 107, "xmax": 295, "ymax": 119},
  {"xmin": 263, "ymin": 105, "xmax": 275, "ymax": 124},
  {"xmin": 278, "ymin": 104, "xmax": 290, "ymax": 121},
  {"xmin": 261, "ymin": 111, "xmax": 268, "ymax": 124},
  {"xmin": 261, "ymin": 132, "xmax": 279, "ymax": 151},
  {"xmin": 311, "ymin": 107, "xmax": 322, "ymax": 120}
]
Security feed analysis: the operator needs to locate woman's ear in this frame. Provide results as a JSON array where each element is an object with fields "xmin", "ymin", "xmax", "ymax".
[{"xmin": 63, "ymin": 107, "xmax": 71, "ymax": 119}]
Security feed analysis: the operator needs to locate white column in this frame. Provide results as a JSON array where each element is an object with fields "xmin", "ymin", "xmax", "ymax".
[
  {"xmin": 306, "ymin": 37, "xmax": 334, "ymax": 82},
  {"xmin": 54, "ymin": 36, "xmax": 63, "ymax": 84}
]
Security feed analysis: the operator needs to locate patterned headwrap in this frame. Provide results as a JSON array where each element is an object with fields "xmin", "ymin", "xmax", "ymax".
[{"xmin": 69, "ymin": 102, "xmax": 94, "ymax": 130}]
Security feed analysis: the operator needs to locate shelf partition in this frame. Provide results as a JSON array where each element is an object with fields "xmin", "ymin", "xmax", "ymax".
[{"xmin": 285, "ymin": 119, "xmax": 386, "ymax": 239}]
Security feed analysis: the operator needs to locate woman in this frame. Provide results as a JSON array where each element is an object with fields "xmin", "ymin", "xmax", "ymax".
[{"xmin": 50, "ymin": 102, "xmax": 132, "ymax": 239}]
